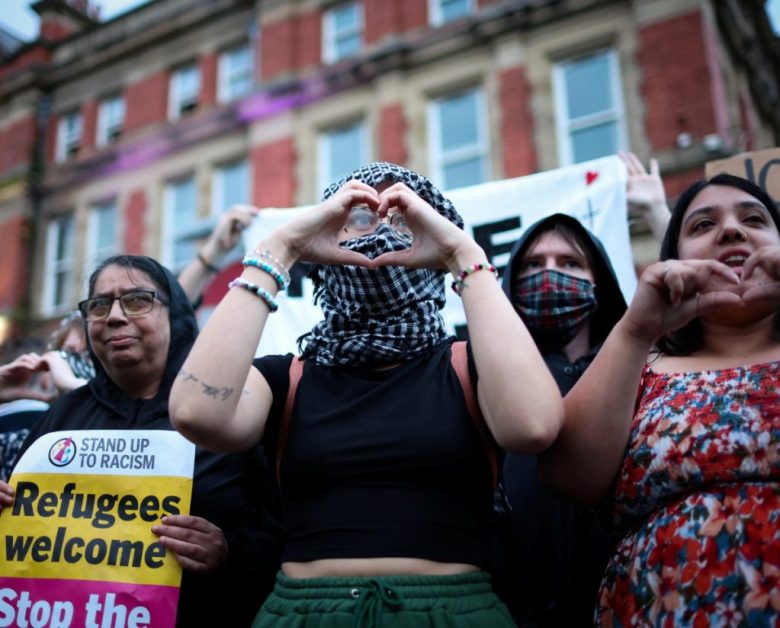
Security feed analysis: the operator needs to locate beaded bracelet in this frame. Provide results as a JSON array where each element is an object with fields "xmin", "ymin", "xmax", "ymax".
[
  {"xmin": 242, "ymin": 257, "xmax": 289, "ymax": 291},
  {"xmin": 229, "ymin": 278, "xmax": 279, "ymax": 312},
  {"xmin": 197, "ymin": 252, "xmax": 219, "ymax": 273},
  {"xmin": 248, "ymin": 249, "xmax": 291, "ymax": 284},
  {"xmin": 451, "ymin": 263, "xmax": 498, "ymax": 295}
]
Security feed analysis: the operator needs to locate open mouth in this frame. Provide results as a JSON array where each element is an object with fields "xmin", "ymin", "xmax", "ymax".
[{"xmin": 721, "ymin": 254, "xmax": 746, "ymax": 268}]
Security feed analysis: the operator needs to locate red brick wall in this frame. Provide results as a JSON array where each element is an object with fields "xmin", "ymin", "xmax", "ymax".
[
  {"xmin": 200, "ymin": 52, "xmax": 218, "ymax": 107},
  {"xmin": 365, "ymin": 0, "xmax": 400, "ymax": 45},
  {"xmin": 46, "ymin": 112, "xmax": 59, "ymax": 163},
  {"xmin": 80, "ymin": 99, "xmax": 98, "ymax": 153},
  {"xmin": 251, "ymin": 138, "xmax": 296, "ymax": 207},
  {"xmin": 499, "ymin": 66, "xmax": 537, "ymax": 177},
  {"xmin": 399, "ymin": 0, "xmax": 427, "ymax": 30},
  {"xmin": 0, "ymin": 47, "xmax": 51, "ymax": 80},
  {"xmin": 638, "ymin": 10, "xmax": 716, "ymax": 152},
  {"xmin": 261, "ymin": 18, "xmax": 297, "ymax": 79},
  {"xmin": 0, "ymin": 216, "xmax": 29, "ymax": 309},
  {"xmin": 298, "ymin": 11, "xmax": 322, "ymax": 69},
  {"xmin": 124, "ymin": 71, "xmax": 169, "ymax": 133},
  {"xmin": 379, "ymin": 104, "xmax": 407, "ymax": 165},
  {"xmin": 0, "ymin": 116, "xmax": 36, "ymax": 175},
  {"xmin": 40, "ymin": 20, "xmax": 75, "ymax": 43},
  {"xmin": 663, "ymin": 167, "xmax": 705, "ymax": 201},
  {"xmin": 124, "ymin": 190, "xmax": 147, "ymax": 254}
]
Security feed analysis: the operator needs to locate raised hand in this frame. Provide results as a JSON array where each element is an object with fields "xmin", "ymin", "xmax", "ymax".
[
  {"xmin": 619, "ymin": 151, "xmax": 671, "ymax": 241},
  {"xmin": 622, "ymin": 259, "xmax": 741, "ymax": 343},
  {"xmin": 151, "ymin": 514, "xmax": 228, "ymax": 573},
  {"xmin": 270, "ymin": 180, "xmax": 381, "ymax": 267},
  {"xmin": 741, "ymin": 245, "xmax": 780, "ymax": 306},
  {"xmin": 41, "ymin": 351, "xmax": 88, "ymax": 393},
  {"xmin": 205, "ymin": 205, "xmax": 259, "ymax": 261},
  {"xmin": 0, "ymin": 354, "xmax": 54, "ymax": 403},
  {"xmin": 371, "ymin": 182, "xmax": 481, "ymax": 274}
]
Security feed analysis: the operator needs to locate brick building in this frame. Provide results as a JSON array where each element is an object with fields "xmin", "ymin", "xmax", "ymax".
[{"xmin": 0, "ymin": 0, "xmax": 778, "ymax": 339}]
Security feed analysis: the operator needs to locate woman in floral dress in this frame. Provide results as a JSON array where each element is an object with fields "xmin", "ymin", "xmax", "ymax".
[{"xmin": 540, "ymin": 174, "xmax": 780, "ymax": 626}]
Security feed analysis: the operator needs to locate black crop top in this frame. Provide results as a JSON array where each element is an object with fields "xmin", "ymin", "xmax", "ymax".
[{"xmin": 253, "ymin": 340, "xmax": 494, "ymax": 569}]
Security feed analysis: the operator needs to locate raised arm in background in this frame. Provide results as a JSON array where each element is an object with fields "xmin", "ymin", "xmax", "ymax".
[
  {"xmin": 178, "ymin": 205, "xmax": 259, "ymax": 304},
  {"xmin": 539, "ymin": 257, "xmax": 740, "ymax": 503}
]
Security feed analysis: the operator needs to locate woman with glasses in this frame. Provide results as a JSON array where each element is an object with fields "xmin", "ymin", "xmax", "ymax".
[
  {"xmin": 169, "ymin": 162, "xmax": 563, "ymax": 627},
  {"xmin": 0, "ymin": 255, "xmax": 281, "ymax": 627}
]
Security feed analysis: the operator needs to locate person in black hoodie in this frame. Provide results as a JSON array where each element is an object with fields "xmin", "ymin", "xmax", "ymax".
[
  {"xmin": 0, "ymin": 255, "xmax": 281, "ymax": 627},
  {"xmin": 495, "ymin": 213, "xmax": 627, "ymax": 626}
]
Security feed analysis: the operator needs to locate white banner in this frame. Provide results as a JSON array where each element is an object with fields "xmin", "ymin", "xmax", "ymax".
[{"xmin": 243, "ymin": 155, "xmax": 636, "ymax": 356}]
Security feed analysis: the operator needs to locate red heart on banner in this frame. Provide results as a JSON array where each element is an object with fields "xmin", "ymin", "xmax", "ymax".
[{"xmin": 586, "ymin": 171, "xmax": 598, "ymax": 185}]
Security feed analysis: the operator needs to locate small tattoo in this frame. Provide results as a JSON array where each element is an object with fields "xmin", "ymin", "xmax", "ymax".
[{"xmin": 178, "ymin": 370, "xmax": 199, "ymax": 383}]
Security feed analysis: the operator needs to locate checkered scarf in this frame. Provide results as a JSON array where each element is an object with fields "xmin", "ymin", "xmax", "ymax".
[
  {"xmin": 513, "ymin": 269, "xmax": 597, "ymax": 347},
  {"xmin": 300, "ymin": 163, "xmax": 462, "ymax": 366}
]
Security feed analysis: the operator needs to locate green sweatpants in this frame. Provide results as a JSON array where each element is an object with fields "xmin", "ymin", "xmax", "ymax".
[{"xmin": 253, "ymin": 571, "xmax": 516, "ymax": 628}]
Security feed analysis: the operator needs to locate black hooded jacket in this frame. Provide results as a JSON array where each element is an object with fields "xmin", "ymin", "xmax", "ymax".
[
  {"xmin": 495, "ymin": 214, "xmax": 628, "ymax": 626},
  {"xmin": 15, "ymin": 259, "xmax": 281, "ymax": 627}
]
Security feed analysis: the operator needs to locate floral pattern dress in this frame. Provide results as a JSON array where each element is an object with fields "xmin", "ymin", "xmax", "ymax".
[{"xmin": 598, "ymin": 362, "xmax": 780, "ymax": 627}]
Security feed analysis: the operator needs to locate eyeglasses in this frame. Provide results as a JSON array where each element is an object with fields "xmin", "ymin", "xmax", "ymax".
[
  {"xmin": 78, "ymin": 290, "xmax": 167, "ymax": 322},
  {"xmin": 344, "ymin": 206, "xmax": 411, "ymax": 237}
]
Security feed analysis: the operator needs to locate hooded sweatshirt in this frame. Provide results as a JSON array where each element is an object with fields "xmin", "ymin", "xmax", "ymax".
[
  {"xmin": 496, "ymin": 214, "xmax": 627, "ymax": 627},
  {"xmin": 14, "ymin": 259, "xmax": 281, "ymax": 627}
]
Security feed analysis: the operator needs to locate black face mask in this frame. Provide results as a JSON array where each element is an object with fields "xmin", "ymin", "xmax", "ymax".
[{"xmin": 513, "ymin": 269, "xmax": 597, "ymax": 347}]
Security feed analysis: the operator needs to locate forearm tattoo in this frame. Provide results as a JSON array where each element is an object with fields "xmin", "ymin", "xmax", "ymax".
[{"xmin": 177, "ymin": 369, "xmax": 248, "ymax": 401}]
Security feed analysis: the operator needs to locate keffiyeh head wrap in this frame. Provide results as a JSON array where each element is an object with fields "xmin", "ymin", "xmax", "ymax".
[{"xmin": 299, "ymin": 162, "xmax": 463, "ymax": 367}]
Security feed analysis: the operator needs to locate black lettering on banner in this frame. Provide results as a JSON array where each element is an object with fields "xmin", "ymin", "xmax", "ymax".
[
  {"xmin": 471, "ymin": 216, "xmax": 522, "ymax": 278},
  {"xmin": 759, "ymin": 159, "xmax": 779, "ymax": 200},
  {"xmin": 458, "ymin": 216, "xmax": 523, "ymax": 339},
  {"xmin": 4, "ymin": 526, "xmax": 168, "ymax": 569}
]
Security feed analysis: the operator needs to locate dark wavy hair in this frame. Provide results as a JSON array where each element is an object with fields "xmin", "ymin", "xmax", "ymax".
[{"xmin": 656, "ymin": 174, "xmax": 780, "ymax": 355}]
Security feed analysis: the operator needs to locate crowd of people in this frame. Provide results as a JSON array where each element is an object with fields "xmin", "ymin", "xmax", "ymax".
[{"xmin": 0, "ymin": 151, "xmax": 777, "ymax": 627}]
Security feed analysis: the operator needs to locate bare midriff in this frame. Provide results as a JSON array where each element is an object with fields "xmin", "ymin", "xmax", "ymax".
[{"xmin": 282, "ymin": 557, "xmax": 481, "ymax": 578}]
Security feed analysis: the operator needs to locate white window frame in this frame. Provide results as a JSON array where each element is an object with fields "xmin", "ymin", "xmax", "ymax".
[
  {"xmin": 96, "ymin": 95, "xmax": 125, "ymax": 147},
  {"xmin": 168, "ymin": 64, "xmax": 200, "ymax": 121},
  {"xmin": 163, "ymin": 175, "xmax": 212, "ymax": 271},
  {"xmin": 42, "ymin": 214, "xmax": 76, "ymax": 314},
  {"xmin": 212, "ymin": 159, "xmax": 250, "ymax": 217},
  {"xmin": 218, "ymin": 44, "xmax": 253, "ymax": 103},
  {"xmin": 317, "ymin": 121, "xmax": 369, "ymax": 196},
  {"xmin": 55, "ymin": 111, "xmax": 83, "ymax": 162},
  {"xmin": 552, "ymin": 48, "xmax": 628, "ymax": 166},
  {"xmin": 322, "ymin": 2, "xmax": 363, "ymax": 64},
  {"xmin": 86, "ymin": 200, "xmax": 119, "ymax": 270},
  {"xmin": 428, "ymin": 0, "xmax": 474, "ymax": 26},
  {"xmin": 427, "ymin": 87, "xmax": 488, "ymax": 191}
]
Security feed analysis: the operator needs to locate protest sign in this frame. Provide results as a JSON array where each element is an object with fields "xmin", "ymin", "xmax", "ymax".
[
  {"xmin": 705, "ymin": 146, "xmax": 780, "ymax": 202},
  {"xmin": 0, "ymin": 430, "xmax": 195, "ymax": 628},
  {"xmin": 238, "ymin": 155, "xmax": 635, "ymax": 356}
]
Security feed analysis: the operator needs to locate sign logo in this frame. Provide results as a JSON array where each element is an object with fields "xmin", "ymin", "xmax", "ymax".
[{"xmin": 49, "ymin": 437, "xmax": 77, "ymax": 467}]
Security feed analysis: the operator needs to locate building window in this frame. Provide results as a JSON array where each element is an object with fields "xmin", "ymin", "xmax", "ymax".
[
  {"xmin": 318, "ymin": 121, "xmax": 368, "ymax": 195},
  {"xmin": 164, "ymin": 176, "xmax": 200, "ymax": 269},
  {"xmin": 428, "ymin": 87, "xmax": 488, "ymax": 190},
  {"xmin": 322, "ymin": 2, "xmax": 363, "ymax": 64},
  {"xmin": 429, "ymin": 0, "xmax": 473, "ymax": 26},
  {"xmin": 56, "ymin": 111, "xmax": 82, "ymax": 162},
  {"xmin": 553, "ymin": 49, "xmax": 627, "ymax": 165},
  {"xmin": 43, "ymin": 214, "xmax": 75, "ymax": 312},
  {"xmin": 169, "ymin": 64, "xmax": 200, "ymax": 121},
  {"xmin": 218, "ymin": 44, "xmax": 253, "ymax": 103},
  {"xmin": 212, "ymin": 160, "xmax": 249, "ymax": 215},
  {"xmin": 87, "ymin": 200, "xmax": 118, "ymax": 269},
  {"xmin": 96, "ymin": 96, "xmax": 125, "ymax": 147}
]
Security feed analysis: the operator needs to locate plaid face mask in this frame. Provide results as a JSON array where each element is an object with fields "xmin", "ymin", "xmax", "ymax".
[{"xmin": 513, "ymin": 269, "xmax": 597, "ymax": 348}]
